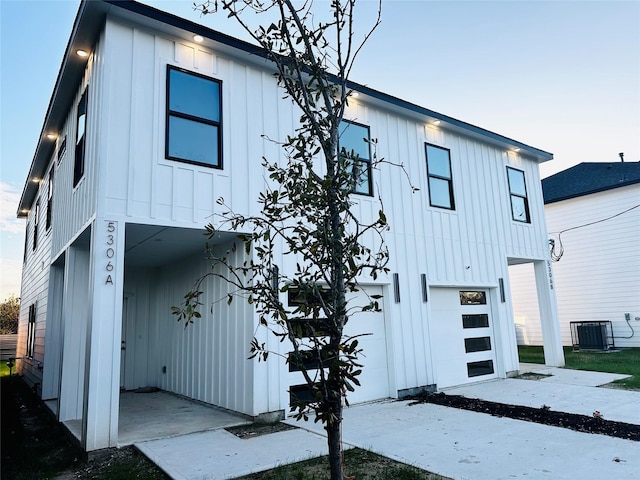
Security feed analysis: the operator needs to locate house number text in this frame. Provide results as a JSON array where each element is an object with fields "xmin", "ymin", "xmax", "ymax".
[
  {"xmin": 105, "ymin": 221, "xmax": 116, "ymax": 285},
  {"xmin": 546, "ymin": 260, "xmax": 554, "ymax": 290}
]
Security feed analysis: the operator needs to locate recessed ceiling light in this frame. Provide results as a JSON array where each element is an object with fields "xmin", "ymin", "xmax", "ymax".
[
  {"xmin": 21, "ymin": 209, "xmax": 30, "ymax": 214},
  {"xmin": 193, "ymin": 35, "xmax": 204, "ymax": 43},
  {"xmin": 351, "ymin": 91, "xmax": 360, "ymax": 98},
  {"xmin": 32, "ymin": 178, "xmax": 41, "ymax": 183},
  {"xmin": 432, "ymin": 120, "xmax": 441, "ymax": 125},
  {"xmin": 77, "ymin": 49, "xmax": 88, "ymax": 57},
  {"xmin": 513, "ymin": 147, "xmax": 521, "ymax": 152},
  {"xmin": 46, "ymin": 133, "xmax": 57, "ymax": 140}
]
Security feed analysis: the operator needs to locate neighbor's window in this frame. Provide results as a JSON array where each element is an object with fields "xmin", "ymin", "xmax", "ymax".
[
  {"xmin": 425, "ymin": 144, "xmax": 455, "ymax": 210},
  {"xmin": 32, "ymin": 200, "xmax": 40, "ymax": 251},
  {"xmin": 26, "ymin": 303, "xmax": 36, "ymax": 358},
  {"xmin": 73, "ymin": 88, "xmax": 88, "ymax": 187},
  {"xmin": 507, "ymin": 167, "xmax": 530, "ymax": 223},
  {"xmin": 166, "ymin": 65, "xmax": 222, "ymax": 168},
  {"xmin": 339, "ymin": 120, "xmax": 372, "ymax": 195},
  {"xmin": 46, "ymin": 167, "xmax": 54, "ymax": 230}
]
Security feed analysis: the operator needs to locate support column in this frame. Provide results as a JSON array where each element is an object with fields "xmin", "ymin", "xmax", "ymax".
[
  {"xmin": 58, "ymin": 245, "xmax": 90, "ymax": 423},
  {"xmin": 82, "ymin": 219, "xmax": 125, "ymax": 451},
  {"xmin": 533, "ymin": 260, "xmax": 565, "ymax": 367}
]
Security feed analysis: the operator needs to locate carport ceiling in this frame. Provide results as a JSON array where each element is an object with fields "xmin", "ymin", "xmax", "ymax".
[{"xmin": 124, "ymin": 224, "xmax": 237, "ymax": 268}]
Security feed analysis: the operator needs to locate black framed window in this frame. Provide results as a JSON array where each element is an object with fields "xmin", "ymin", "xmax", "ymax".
[
  {"xmin": 425, "ymin": 143, "xmax": 455, "ymax": 210},
  {"xmin": 464, "ymin": 336, "xmax": 492, "ymax": 353},
  {"xmin": 462, "ymin": 314, "xmax": 490, "ymax": 329},
  {"xmin": 166, "ymin": 65, "xmax": 222, "ymax": 168},
  {"xmin": 339, "ymin": 120, "xmax": 372, "ymax": 195},
  {"xmin": 46, "ymin": 167, "xmax": 54, "ymax": 230},
  {"xmin": 467, "ymin": 360, "xmax": 494, "ymax": 378},
  {"xmin": 26, "ymin": 304, "xmax": 36, "ymax": 358},
  {"xmin": 32, "ymin": 200, "xmax": 40, "ymax": 251},
  {"xmin": 507, "ymin": 167, "xmax": 530, "ymax": 223},
  {"xmin": 73, "ymin": 89, "xmax": 88, "ymax": 187}
]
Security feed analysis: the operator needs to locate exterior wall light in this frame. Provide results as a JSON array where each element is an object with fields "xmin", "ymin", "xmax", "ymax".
[
  {"xmin": 193, "ymin": 35, "xmax": 204, "ymax": 43},
  {"xmin": 46, "ymin": 133, "xmax": 57, "ymax": 140},
  {"xmin": 432, "ymin": 120, "xmax": 441, "ymax": 125},
  {"xmin": 77, "ymin": 49, "xmax": 88, "ymax": 57}
]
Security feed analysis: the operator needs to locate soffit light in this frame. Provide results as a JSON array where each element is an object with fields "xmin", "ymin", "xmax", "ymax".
[
  {"xmin": 193, "ymin": 35, "xmax": 204, "ymax": 43},
  {"xmin": 76, "ymin": 49, "xmax": 88, "ymax": 58},
  {"xmin": 351, "ymin": 91, "xmax": 360, "ymax": 98},
  {"xmin": 512, "ymin": 147, "xmax": 521, "ymax": 152},
  {"xmin": 32, "ymin": 178, "xmax": 41, "ymax": 184},
  {"xmin": 46, "ymin": 133, "xmax": 57, "ymax": 140},
  {"xmin": 432, "ymin": 120, "xmax": 441, "ymax": 125}
]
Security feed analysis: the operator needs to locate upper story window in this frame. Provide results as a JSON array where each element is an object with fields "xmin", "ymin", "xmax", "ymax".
[
  {"xmin": 339, "ymin": 120, "xmax": 372, "ymax": 195},
  {"xmin": 46, "ymin": 167, "xmax": 54, "ymax": 230},
  {"xmin": 506, "ymin": 167, "xmax": 530, "ymax": 223},
  {"xmin": 32, "ymin": 200, "xmax": 40, "ymax": 251},
  {"xmin": 425, "ymin": 143, "xmax": 455, "ymax": 210},
  {"xmin": 166, "ymin": 66, "xmax": 222, "ymax": 168},
  {"xmin": 73, "ymin": 88, "xmax": 88, "ymax": 187}
]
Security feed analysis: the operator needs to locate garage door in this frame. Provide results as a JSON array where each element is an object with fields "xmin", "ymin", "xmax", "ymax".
[
  {"xmin": 430, "ymin": 288, "xmax": 498, "ymax": 389},
  {"xmin": 287, "ymin": 286, "xmax": 390, "ymax": 407}
]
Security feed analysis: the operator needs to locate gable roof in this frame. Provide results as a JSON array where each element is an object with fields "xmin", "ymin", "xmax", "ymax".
[
  {"xmin": 18, "ymin": 0, "xmax": 554, "ymax": 216},
  {"xmin": 542, "ymin": 162, "xmax": 640, "ymax": 204}
]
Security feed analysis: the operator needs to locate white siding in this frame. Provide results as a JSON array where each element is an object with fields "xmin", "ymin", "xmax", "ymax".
[
  {"xmin": 17, "ymin": 159, "xmax": 55, "ymax": 388},
  {"xmin": 512, "ymin": 184, "xmax": 640, "ymax": 348},
  {"xmin": 51, "ymin": 35, "xmax": 105, "ymax": 256},
  {"xmin": 121, "ymin": 242, "xmax": 255, "ymax": 416}
]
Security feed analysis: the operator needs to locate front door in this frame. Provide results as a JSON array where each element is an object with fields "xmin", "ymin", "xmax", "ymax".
[{"xmin": 430, "ymin": 288, "xmax": 498, "ymax": 389}]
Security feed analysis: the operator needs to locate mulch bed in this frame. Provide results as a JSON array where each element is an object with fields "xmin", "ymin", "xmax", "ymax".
[{"xmin": 408, "ymin": 392, "xmax": 640, "ymax": 441}]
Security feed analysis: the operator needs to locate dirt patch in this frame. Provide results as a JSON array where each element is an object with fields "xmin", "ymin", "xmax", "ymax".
[
  {"xmin": 408, "ymin": 392, "xmax": 640, "ymax": 441},
  {"xmin": 225, "ymin": 422, "xmax": 297, "ymax": 439},
  {"xmin": 1, "ymin": 376, "xmax": 168, "ymax": 480},
  {"xmin": 514, "ymin": 372, "xmax": 552, "ymax": 380}
]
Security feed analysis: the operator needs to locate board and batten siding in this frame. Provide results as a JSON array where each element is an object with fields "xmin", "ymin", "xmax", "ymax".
[
  {"xmin": 53, "ymin": 14, "xmax": 554, "ymax": 406},
  {"xmin": 51, "ymin": 34, "xmax": 106, "ymax": 257},
  {"xmin": 99, "ymin": 20, "xmax": 292, "ymax": 229},
  {"xmin": 511, "ymin": 184, "xmax": 640, "ymax": 348},
  {"xmin": 121, "ymin": 242, "xmax": 256, "ymax": 416}
]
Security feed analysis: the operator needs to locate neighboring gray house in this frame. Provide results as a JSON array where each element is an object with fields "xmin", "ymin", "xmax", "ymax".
[{"xmin": 511, "ymin": 162, "xmax": 640, "ymax": 349}]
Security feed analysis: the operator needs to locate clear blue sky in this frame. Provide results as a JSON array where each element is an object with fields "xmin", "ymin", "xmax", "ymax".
[{"xmin": 1, "ymin": 0, "xmax": 639, "ymax": 298}]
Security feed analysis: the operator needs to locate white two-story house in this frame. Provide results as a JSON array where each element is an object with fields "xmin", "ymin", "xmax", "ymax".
[{"xmin": 16, "ymin": 0, "xmax": 564, "ymax": 451}]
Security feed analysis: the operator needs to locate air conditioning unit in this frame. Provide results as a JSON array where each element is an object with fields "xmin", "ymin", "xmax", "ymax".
[{"xmin": 570, "ymin": 321, "xmax": 613, "ymax": 351}]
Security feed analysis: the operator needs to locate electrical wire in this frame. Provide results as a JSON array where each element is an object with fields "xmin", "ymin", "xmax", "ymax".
[{"xmin": 549, "ymin": 204, "xmax": 640, "ymax": 262}]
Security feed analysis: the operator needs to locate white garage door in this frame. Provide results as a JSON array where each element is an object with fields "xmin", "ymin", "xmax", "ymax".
[
  {"xmin": 430, "ymin": 288, "xmax": 498, "ymax": 389},
  {"xmin": 287, "ymin": 286, "xmax": 390, "ymax": 407}
]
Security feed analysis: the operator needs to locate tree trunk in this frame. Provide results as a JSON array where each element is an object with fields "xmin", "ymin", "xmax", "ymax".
[{"xmin": 326, "ymin": 401, "xmax": 344, "ymax": 480}]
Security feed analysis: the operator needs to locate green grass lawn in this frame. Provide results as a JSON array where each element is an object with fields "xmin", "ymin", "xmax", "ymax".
[
  {"xmin": 0, "ymin": 362, "xmax": 11, "ymax": 377},
  {"xmin": 518, "ymin": 346, "xmax": 640, "ymax": 389}
]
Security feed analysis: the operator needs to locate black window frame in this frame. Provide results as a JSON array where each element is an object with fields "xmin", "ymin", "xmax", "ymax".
[
  {"xmin": 425, "ymin": 143, "xmax": 455, "ymax": 210},
  {"xmin": 46, "ymin": 166, "xmax": 54, "ymax": 230},
  {"xmin": 506, "ymin": 166, "xmax": 531, "ymax": 223},
  {"xmin": 339, "ymin": 119, "xmax": 373, "ymax": 196},
  {"xmin": 26, "ymin": 303, "xmax": 36, "ymax": 358},
  {"xmin": 73, "ymin": 88, "xmax": 88, "ymax": 187},
  {"xmin": 165, "ymin": 65, "xmax": 223, "ymax": 169},
  {"xmin": 32, "ymin": 200, "xmax": 40, "ymax": 251}
]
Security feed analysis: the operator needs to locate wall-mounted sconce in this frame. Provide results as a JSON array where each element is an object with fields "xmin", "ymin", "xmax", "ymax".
[
  {"xmin": 420, "ymin": 274, "xmax": 428, "ymax": 303},
  {"xmin": 393, "ymin": 273, "xmax": 400, "ymax": 303},
  {"xmin": 270, "ymin": 265, "xmax": 279, "ymax": 293}
]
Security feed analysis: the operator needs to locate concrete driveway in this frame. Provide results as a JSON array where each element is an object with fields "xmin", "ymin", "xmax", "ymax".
[{"xmin": 137, "ymin": 369, "xmax": 640, "ymax": 480}]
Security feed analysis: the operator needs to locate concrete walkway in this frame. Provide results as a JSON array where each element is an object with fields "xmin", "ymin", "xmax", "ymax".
[{"xmin": 137, "ymin": 368, "xmax": 640, "ymax": 480}]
